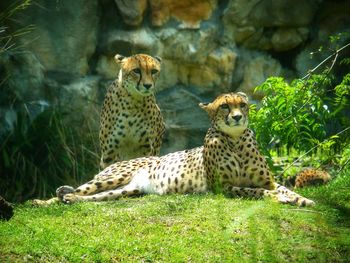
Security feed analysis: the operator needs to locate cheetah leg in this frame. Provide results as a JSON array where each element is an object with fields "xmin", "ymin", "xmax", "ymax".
[
  {"xmin": 62, "ymin": 185, "xmax": 142, "ymax": 203},
  {"xmin": 32, "ymin": 174, "xmax": 133, "ymax": 205},
  {"xmin": 64, "ymin": 174, "xmax": 133, "ymax": 198},
  {"xmin": 149, "ymin": 139, "xmax": 159, "ymax": 156},
  {"xmin": 32, "ymin": 185, "xmax": 75, "ymax": 206},
  {"xmin": 274, "ymin": 183, "xmax": 315, "ymax": 207},
  {"xmin": 224, "ymin": 185, "xmax": 287, "ymax": 202},
  {"xmin": 224, "ymin": 185, "xmax": 306, "ymax": 206},
  {"xmin": 62, "ymin": 168, "xmax": 152, "ymax": 203},
  {"xmin": 100, "ymin": 152, "xmax": 121, "ymax": 170},
  {"xmin": 32, "ymin": 197, "xmax": 59, "ymax": 206}
]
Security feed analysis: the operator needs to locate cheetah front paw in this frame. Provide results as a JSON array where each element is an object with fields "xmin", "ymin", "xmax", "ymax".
[
  {"xmin": 62, "ymin": 193, "xmax": 81, "ymax": 204},
  {"xmin": 276, "ymin": 193, "xmax": 315, "ymax": 207},
  {"xmin": 275, "ymin": 193, "xmax": 290, "ymax": 204},
  {"xmin": 32, "ymin": 199, "xmax": 50, "ymax": 206},
  {"xmin": 32, "ymin": 197, "xmax": 59, "ymax": 206},
  {"xmin": 297, "ymin": 197, "xmax": 315, "ymax": 207}
]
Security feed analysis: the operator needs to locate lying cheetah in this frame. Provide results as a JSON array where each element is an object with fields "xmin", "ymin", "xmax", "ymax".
[
  {"xmin": 42, "ymin": 92, "xmax": 314, "ymax": 207},
  {"xmin": 99, "ymin": 54, "xmax": 165, "ymax": 169}
]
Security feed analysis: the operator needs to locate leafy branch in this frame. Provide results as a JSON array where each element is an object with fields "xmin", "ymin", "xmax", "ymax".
[
  {"xmin": 302, "ymin": 42, "xmax": 350, "ymax": 80},
  {"xmin": 250, "ymin": 36, "xmax": 350, "ymax": 171},
  {"xmin": 278, "ymin": 126, "xmax": 350, "ymax": 177},
  {"xmin": 280, "ymin": 42, "xmax": 350, "ymax": 124}
]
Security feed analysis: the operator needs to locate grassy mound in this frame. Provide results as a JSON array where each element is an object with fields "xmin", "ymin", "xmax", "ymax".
[{"xmin": 1, "ymin": 173, "xmax": 349, "ymax": 262}]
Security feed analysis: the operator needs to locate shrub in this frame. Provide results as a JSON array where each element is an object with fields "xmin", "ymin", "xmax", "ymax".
[
  {"xmin": 0, "ymin": 104, "xmax": 99, "ymax": 202},
  {"xmin": 249, "ymin": 39, "xmax": 350, "ymax": 170}
]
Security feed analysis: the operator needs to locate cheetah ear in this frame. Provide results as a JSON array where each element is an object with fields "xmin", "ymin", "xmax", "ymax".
[
  {"xmin": 114, "ymin": 54, "xmax": 126, "ymax": 64},
  {"xmin": 199, "ymin": 102, "xmax": 215, "ymax": 119},
  {"xmin": 199, "ymin": 102, "xmax": 209, "ymax": 109},
  {"xmin": 154, "ymin": 56, "xmax": 162, "ymax": 64},
  {"xmin": 236, "ymin": 92, "xmax": 249, "ymax": 102}
]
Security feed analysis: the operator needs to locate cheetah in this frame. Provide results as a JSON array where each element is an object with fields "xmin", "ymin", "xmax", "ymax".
[
  {"xmin": 35, "ymin": 92, "xmax": 314, "ymax": 206},
  {"xmin": 284, "ymin": 168, "xmax": 331, "ymax": 189},
  {"xmin": 99, "ymin": 54, "xmax": 165, "ymax": 169}
]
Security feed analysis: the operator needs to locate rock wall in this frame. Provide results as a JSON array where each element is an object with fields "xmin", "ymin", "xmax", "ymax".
[{"xmin": 1, "ymin": 0, "xmax": 350, "ymax": 154}]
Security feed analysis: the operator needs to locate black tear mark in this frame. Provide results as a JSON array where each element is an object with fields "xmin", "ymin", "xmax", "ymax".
[{"xmin": 136, "ymin": 59, "xmax": 142, "ymax": 90}]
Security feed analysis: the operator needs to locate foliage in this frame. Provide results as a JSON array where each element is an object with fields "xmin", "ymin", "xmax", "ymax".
[
  {"xmin": 338, "ymin": 143, "xmax": 350, "ymax": 171},
  {"xmin": 0, "ymin": 0, "xmax": 33, "ymax": 54},
  {"xmin": 250, "ymin": 75, "xmax": 332, "ymax": 152},
  {"xmin": 1, "ymin": 175, "xmax": 349, "ymax": 262},
  {"xmin": 249, "ymin": 40, "xmax": 350, "ymax": 168},
  {"xmin": 0, "ymin": 0, "xmax": 100, "ymax": 202},
  {"xmin": 0, "ymin": 104, "xmax": 99, "ymax": 202},
  {"xmin": 333, "ymin": 73, "xmax": 350, "ymax": 120}
]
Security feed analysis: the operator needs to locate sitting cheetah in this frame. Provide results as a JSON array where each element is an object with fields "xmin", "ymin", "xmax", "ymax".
[
  {"xmin": 99, "ymin": 54, "xmax": 165, "ymax": 169},
  {"xmin": 36, "ymin": 92, "xmax": 314, "ymax": 206}
]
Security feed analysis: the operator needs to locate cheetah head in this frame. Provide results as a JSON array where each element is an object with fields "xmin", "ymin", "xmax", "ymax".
[
  {"xmin": 199, "ymin": 92, "xmax": 249, "ymax": 138},
  {"xmin": 115, "ymin": 54, "xmax": 162, "ymax": 97}
]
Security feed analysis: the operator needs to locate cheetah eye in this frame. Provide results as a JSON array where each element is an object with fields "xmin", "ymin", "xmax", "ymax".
[
  {"xmin": 132, "ymin": 68, "xmax": 141, "ymax": 74},
  {"xmin": 151, "ymin": 69, "xmax": 159, "ymax": 75},
  {"xmin": 220, "ymin": 104, "xmax": 229, "ymax": 110},
  {"xmin": 240, "ymin": 102, "xmax": 247, "ymax": 108}
]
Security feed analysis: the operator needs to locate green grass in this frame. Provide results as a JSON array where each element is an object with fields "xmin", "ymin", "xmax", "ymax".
[{"xmin": 1, "ymin": 174, "xmax": 349, "ymax": 262}]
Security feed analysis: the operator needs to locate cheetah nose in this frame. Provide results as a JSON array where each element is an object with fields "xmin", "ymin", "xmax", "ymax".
[
  {"xmin": 233, "ymin": 115, "xmax": 242, "ymax": 122},
  {"xmin": 143, "ymin": 84, "xmax": 152, "ymax": 90}
]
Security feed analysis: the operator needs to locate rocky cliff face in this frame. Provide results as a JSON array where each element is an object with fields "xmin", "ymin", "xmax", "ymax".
[{"xmin": 1, "ymin": 0, "xmax": 350, "ymax": 154}]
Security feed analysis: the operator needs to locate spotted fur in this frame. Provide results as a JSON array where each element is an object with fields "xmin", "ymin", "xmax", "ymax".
[
  {"xmin": 99, "ymin": 54, "xmax": 165, "ymax": 169},
  {"xmin": 34, "ymin": 93, "xmax": 314, "ymax": 207},
  {"xmin": 285, "ymin": 168, "xmax": 331, "ymax": 188}
]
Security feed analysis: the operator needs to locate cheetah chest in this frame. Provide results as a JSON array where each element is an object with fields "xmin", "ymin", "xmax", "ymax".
[
  {"xmin": 204, "ymin": 130, "xmax": 274, "ymax": 189},
  {"xmin": 110, "ymin": 101, "xmax": 163, "ymax": 155}
]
